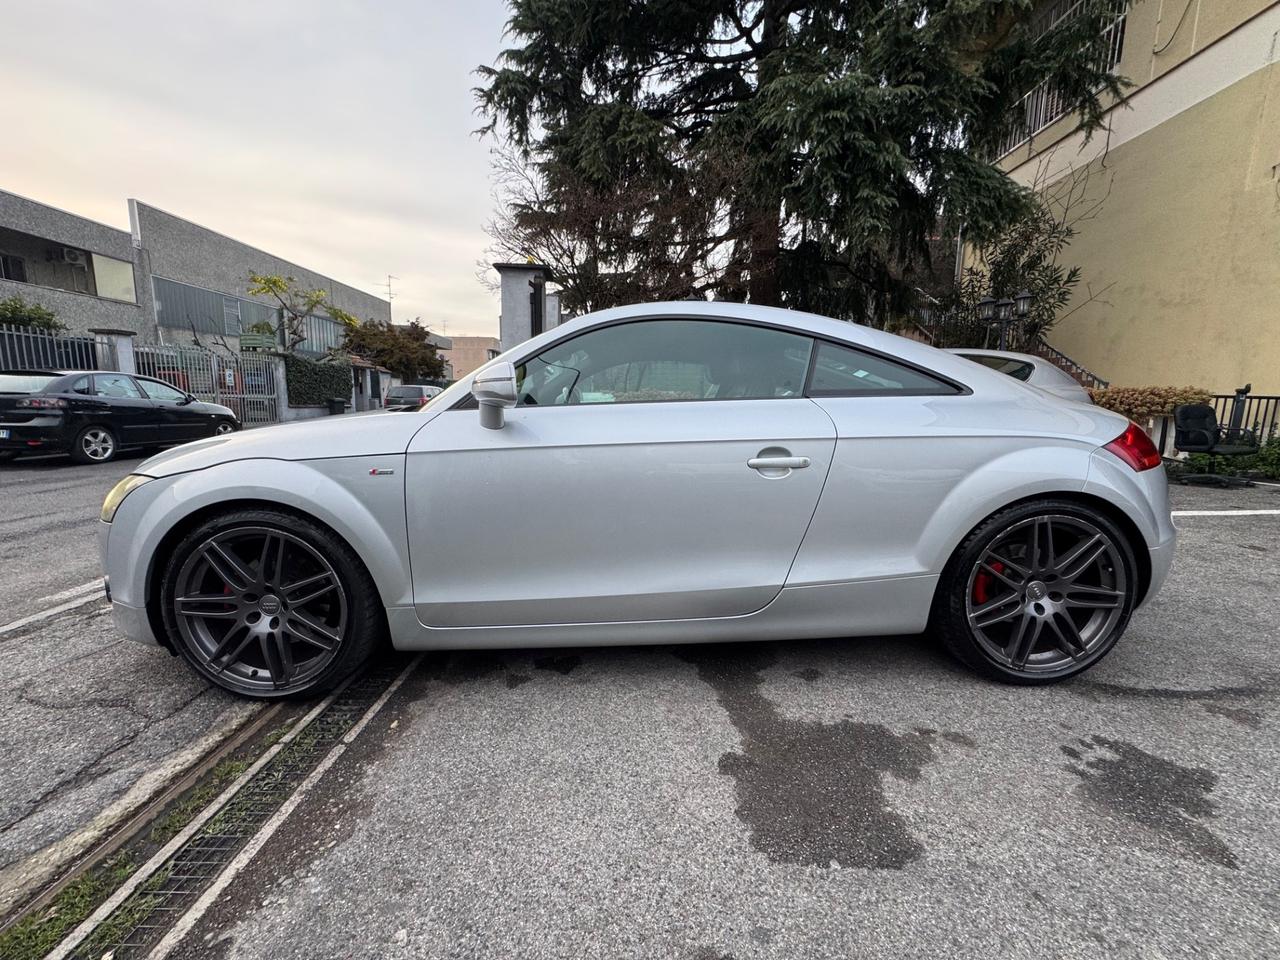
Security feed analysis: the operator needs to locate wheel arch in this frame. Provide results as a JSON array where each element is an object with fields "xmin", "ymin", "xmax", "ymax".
[
  {"xmin": 131, "ymin": 460, "xmax": 410, "ymax": 650},
  {"xmin": 932, "ymin": 490, "xmax": 1152, "ymax": 610}
]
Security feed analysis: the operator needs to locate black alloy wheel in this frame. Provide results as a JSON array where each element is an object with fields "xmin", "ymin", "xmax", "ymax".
[
  {"xmin": 935, "ymin": 500, "xmax": 1138, "ymax": 683},
  {"xmin": 161, "ymin": 509, "xmax": 382, "ymax": 698}
]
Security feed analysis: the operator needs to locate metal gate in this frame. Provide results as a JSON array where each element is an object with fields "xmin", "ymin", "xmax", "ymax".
[
  {"xmin": 134, "ymin": 345, "xmax": 279, "ymax": 427},
  {"xmin": 0, "ymin": 323, "xmax": 117, "ymax": 371}
]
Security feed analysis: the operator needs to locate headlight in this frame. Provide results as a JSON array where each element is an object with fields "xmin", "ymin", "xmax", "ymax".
[{"xmin": 101, "ymin": 474, "xmax": 153, "ymax": 523}]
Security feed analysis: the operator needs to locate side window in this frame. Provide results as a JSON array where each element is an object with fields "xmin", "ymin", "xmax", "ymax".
[
  {"xmin": 808, "ymin": 342, "xmax": 958, "ymax": 396},
  {"xmin": 69, "ymin": 376, "xmax": 92, "ymax": 395},
  {"xmin": 138, "ymin": 378, "xmax": 188, "ymax": 402},
  {"xmin": 92, "ymin": 374, "xmax": 144, "ymax": 399},
  {"xmin": 515, "ymin": 320, "xmax": 814, "ymax": 407}
]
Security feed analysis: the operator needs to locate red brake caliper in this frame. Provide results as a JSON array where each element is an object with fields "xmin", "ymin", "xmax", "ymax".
[{"xmin": 973, "ymin": 561, "xmax": 1005, "ymax": 605}]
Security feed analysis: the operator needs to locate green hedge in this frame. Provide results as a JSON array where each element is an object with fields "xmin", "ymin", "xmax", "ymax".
[{"xmin": 284, "ymin": 355, "xmax": 352, "ymax": 407}]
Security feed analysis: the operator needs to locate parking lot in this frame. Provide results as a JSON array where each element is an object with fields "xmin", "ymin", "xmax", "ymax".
[{"xmin": 1, "ymin": 457, "xmax": 1277, "ymax": 959}]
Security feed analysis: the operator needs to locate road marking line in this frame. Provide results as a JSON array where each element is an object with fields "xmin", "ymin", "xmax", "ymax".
[
  {"xmin": 146, "ymin": 655, "xmax": 421, "ymax": 960},
  {"xmin": 34, "ymin": 579, "xmax": 103, "ymax": 606},
  {"xmin": 0, "ymin": 591, "xmax": 105, "ymax": 636},
  {"xmin": 1172, "ymin": 509, "xmax": 1280, "ymax": 516}
]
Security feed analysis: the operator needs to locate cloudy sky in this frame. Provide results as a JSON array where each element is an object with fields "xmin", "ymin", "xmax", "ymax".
[{"xmin": 2, "ymin": 0, "xmax": 515, "ymax": 337}]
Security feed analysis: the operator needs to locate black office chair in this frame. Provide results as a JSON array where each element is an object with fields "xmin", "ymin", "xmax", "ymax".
[{"xmin": 1172, "ymin": 403, "xmax": 1259, "ymax": 487}]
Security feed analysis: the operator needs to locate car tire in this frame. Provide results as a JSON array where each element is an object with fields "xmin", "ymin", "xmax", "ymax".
[
  {"xmin": 0, "ymin": 451, "xmax": 17, "ymax": 464},
  {"xmin": 160, "ymin": 508, "xmax": 384, "ymax": 699},
  {"xmin": 214, "ymin": 420, "xmax": 237, "ymax": 435},
  {"xmin": 932, "ymin": 498, "xmax": 1138, "ymax": 685},
  {"xmin": 70, "ymin": 425, "xmax": 118, "ymax": 464}
]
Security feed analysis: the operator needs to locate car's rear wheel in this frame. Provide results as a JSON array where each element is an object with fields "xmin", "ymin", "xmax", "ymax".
[
  {"xmin": 933, "ymin": 499, "xmax": 1138, "ymax": 684},
  {"xmin": 160, "ymin": 508, "xmax": 383, "ymax": 699},
  {"xmin": 71, "ymin": 425, "xmax": 117, "ymax": 464}
]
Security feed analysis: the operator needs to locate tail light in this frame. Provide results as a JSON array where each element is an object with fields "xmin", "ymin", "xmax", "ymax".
[
  {"xmin": 1104, "ymin": 422, "xmax": 1162, "ymax": 472},
  {"xmin": 16, "ymin": 397, "xmax": 67, "ymax": 409}
]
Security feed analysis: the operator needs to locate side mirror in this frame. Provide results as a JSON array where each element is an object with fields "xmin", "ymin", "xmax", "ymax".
[
  {"xmin": 180, "ymin": 393, "xmax": 195, "ymax": 405},
  {"xmin": 472, "ymin": 361, "xmax": 518, "ymax": 430}
]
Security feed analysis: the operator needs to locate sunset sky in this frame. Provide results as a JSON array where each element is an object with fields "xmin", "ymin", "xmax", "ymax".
[{"xmin": 2, "ymin": 0, "xmax": 513, "ymax": 337}]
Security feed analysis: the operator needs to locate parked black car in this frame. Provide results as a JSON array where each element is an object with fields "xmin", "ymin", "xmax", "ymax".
[
  {"xmin": 0, "ymin": 370, "xmax": 240, "ymax": 464},
  {"xmin": 384, "ymin": 383, "xmax": 443, "ymax": 411}
]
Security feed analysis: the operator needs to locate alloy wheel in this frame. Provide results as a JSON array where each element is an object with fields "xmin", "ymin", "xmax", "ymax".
[
  {"xmin": 215, "ymin": 422, "xmax": 235, "ymax": 435},
  {"xmin": 81, "ymin": 428, "xmax": 115, "ymax": 461},
  {"xmin": 172, "ymin": 526, "xmax": 348, "ymax": 694},
  {"xmin": 964, "ymin": 514, "xmax": 1128, "ymax": 674}
]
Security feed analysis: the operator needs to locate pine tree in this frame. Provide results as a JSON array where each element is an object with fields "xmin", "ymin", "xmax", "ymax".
[{"xmin": 477, "ymin": 0, "xmax": 1125, "ymax": 321}]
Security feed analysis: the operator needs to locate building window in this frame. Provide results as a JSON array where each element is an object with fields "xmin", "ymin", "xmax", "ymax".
[
  {"xmin": 90, "ymin": 253, "xmax": 137, "ymax": 303},
  {"xmin": 996, "ymin": 1, "xmax": 1128, "ymax": 158},
  {"xmin": 154, "ymin": 276, "xmax": 281, "ymax": 338},
  {"xmin": 0, "ymin": 253, "xmax": 27, "ymax": 283}
]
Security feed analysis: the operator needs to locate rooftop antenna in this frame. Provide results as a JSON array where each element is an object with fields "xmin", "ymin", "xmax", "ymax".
[{"xmin": 383, "ymin": 274, "xmax": 398, "ymax": 303}]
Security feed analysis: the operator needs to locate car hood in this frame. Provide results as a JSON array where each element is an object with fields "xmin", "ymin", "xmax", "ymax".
[{"xmin": 136, "ymin": 410, "xmax": 424, "ymax": 477}]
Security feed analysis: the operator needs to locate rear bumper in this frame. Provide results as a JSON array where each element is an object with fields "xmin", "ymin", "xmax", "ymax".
[
  {"xmin": 1143, "ymin": 534, "xmax": 1176, "ymax": 608},
  {"xmin": 0, "ymin": 418, "xmax": 71, "ymax": 452}
]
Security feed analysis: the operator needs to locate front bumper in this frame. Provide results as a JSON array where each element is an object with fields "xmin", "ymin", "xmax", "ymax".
[{"xmin": 111, "ymin": 597, "xmax": 160, "ymax": 646}]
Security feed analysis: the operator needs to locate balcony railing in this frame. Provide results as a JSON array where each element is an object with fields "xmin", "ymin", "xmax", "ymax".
[{"xmin": 995, "ymin": 2, "xmax": 1128, "ymax": 159}]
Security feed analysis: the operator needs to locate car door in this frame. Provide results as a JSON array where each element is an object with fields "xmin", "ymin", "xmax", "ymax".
[
  {"xmin": 89, "ymin": 373, "xmax": 158, "ymax": 447},
  {"xmin": 136, "ymin": 376, "xmax": 207, "ymax": 441},
  {"xmin": 405, "ymin": 318, "xmax": 837, "ymax": 627}
]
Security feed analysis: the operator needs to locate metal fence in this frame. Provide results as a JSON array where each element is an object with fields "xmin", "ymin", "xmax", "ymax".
[
  {"xmin": 0, "ymin": 322, "xmax": 116, "ymax": 372},
  {"xmin": 134, "ymin": 345, "xmax": 279, "ymax": 426},
  {"xmin": 1212, "ymin": 392, "xmax": 1280, "ymax": 441}
]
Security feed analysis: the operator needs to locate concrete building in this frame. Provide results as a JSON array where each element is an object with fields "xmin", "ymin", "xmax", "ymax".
[
  {"xmin": 0, "ymin": 189, "xmax": 390, "ymax": 356},
  {"xmin": 494, "ymin": 262, "xmax": 563, "ymax": 351},
  {"xmin": 442, "ymin": 335, "xmax": 501, "ymax": 379},
  {"xmin": 995, "ymin": 0, "xmax": 1280, "ymax": 393}
]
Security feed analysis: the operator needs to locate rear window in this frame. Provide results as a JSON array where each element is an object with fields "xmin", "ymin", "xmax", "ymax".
[
  {"xmin": 387, "ymin": 387, "xmax": 424, "ymax": 400},
  {"xmin": 0, "ymin": 374, "xmax": 58, "ymax": 393},
  {"xmin": 959, "ymin": 354, "xmax": 1035, "ymax": 382}
]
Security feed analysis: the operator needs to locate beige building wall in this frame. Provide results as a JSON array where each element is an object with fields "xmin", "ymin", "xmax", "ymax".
[
  {"xmin": 443, "ymin": 335, "xmax": 501, "ymax": 379},
  {"xmin": 997, "ymin": 0, "xmax": 1280, "ymax": 393}
]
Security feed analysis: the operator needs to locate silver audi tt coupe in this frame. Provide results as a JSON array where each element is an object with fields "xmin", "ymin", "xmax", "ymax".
[{"xmin": 99, "ymin": 302, "xmax": 1174, "ymax": 699}]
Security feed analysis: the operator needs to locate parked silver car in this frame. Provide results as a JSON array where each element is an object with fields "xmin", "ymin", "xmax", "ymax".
[
  {"xmin": 948, "ymin": 348, "xmax": 1094, "ymax": 404},
  {"xmin": 100, "ymin": 303, "xmax": 1173, "ymax": 699}
]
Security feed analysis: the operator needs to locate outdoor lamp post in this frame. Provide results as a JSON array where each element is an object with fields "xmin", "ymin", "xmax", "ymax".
[
  {"xmin": 995, "ymin": 298, "xmax": 1015, "ymax": 350},
  {"xmin": 1015, "ymin": 288, "xmax": 1033, "ymax": 319},
  {"xmin": 977, "ymin": 296, "xmax": 996, "ymax": 323}
]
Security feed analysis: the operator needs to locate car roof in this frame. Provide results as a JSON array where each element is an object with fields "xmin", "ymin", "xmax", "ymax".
[{"xmin": 519, "ymin": 301, "xmax": 1023, "ymax": 395}]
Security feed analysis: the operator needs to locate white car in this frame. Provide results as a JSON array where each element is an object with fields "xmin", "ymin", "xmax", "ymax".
[
  {"xmin": 948, "ymin": 348, "xmax": 1094, "ymax": 404},
  {"xmin": 100, "ymin": 303, "xmax": 1173, "ymax": 699}
]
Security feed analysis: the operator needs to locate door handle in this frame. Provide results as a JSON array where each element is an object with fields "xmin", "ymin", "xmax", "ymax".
[{"xmin": 747, "ymin": 456, "xmax": 810, "ymax": 470}]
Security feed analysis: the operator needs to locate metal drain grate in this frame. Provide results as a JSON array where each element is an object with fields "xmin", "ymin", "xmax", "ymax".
[{"xmin": 66, "ymin": 664, "xmax": 405, "ymax": 960}]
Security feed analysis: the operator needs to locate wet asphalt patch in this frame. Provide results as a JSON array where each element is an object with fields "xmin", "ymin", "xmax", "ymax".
[
  {"xmin": 1062, "ymin": 735, "xmax": 1238, "ymax": 869},
  {"xmin": 680, "ymin": 645, "xmax": 959, "ymax": 870}
]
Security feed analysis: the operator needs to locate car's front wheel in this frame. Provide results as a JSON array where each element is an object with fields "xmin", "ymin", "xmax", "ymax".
[
  {"xmin": 214, "ymin": 420, "xmax": 236, "ymax": 435},
  {"xmin": 934, "ymin": 499, "xmax": 1138, "ymax": 684},
  {"xmin": 160, "ymin": 508, "xmax": 383, "ymax": 698}
]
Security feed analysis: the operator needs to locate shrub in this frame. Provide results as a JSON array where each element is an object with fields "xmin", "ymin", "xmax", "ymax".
[
  {"xmin": 0, "ymin": 295, "xmax": 64, "ymax": 331},
  {"xmin": 1087, "ymin": 385, "xmax": 1213, "ymax": 421},
  {"xmin": 283, "ymin": 354, "xmax": 352, "ymax": 407}
]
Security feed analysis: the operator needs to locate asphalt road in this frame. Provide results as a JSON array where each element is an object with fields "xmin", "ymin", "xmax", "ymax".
[
  {"xmin": 0, "ymin": 454, "xmax": 144, "ymax": 622},
  {"xmin": 0, "ymin": 460, "xmax": 1277, "ymax": 958},
  {"xmin": 171, "ymin": 485, "xmax": 1280, "ymax": 960}
]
